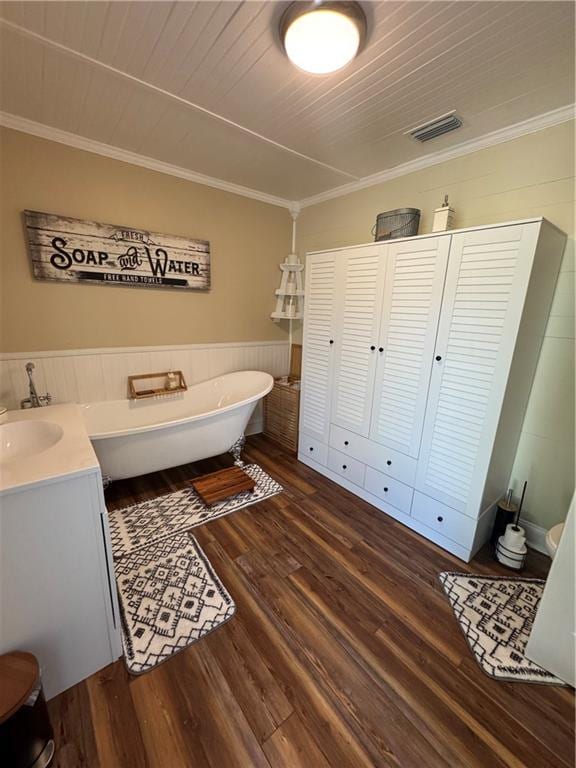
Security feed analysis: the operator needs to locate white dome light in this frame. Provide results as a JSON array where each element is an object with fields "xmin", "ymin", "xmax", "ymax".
[{"xmin": 282, "ymin": 3, "xmax": 366, "ymax": 75}]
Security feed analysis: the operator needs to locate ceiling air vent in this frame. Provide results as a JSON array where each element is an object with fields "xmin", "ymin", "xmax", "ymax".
[{"xmin": 405, "ymin": 111, "xmax": 462, "ymax": 143}]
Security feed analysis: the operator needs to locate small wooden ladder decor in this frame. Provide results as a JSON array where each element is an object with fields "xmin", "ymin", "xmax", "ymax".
[{"xmin": 191, "ymin": 467, "xmax": 255, "ymax": 506}]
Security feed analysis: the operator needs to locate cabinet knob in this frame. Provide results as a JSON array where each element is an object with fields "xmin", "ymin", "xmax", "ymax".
[
  {"xmin": 435, "ymin": 355, "xmax": 442, "ymax": 362},
  {"xmin": 370, "ymin": 345, "xmax": 376, "ymax": 351},
  {"xmin": 309, "ymin": 446, "xmax": 314, "ymax": 451},
  {"xmin": 329, "ymin": 339, "xmax": 334, "ymax": 345},
  {"xmin": 383, "ymin": 487, "xmax": 389, "ymax": 493},
  {"xmin": 342, "ymin": 464, "xmax": 347, "ymax": 470},
  {"xmin": 387, "ymin": 460, "xmax": 392, "ymax": 466},
  {"xmin": 344, "ymin": 440, "xmax": 349, "ymax": 446},
  {"xmin": 437, "ymin": 516, "xmax": 444, "ymax": 522},
  {"xmin": 379, "ymin": 347, "xmax": 384, "ymax": 353}
]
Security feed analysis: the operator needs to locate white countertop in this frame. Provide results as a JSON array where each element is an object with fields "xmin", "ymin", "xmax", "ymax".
[{"xmin": 0, "ymin": 404, "xmax": 100, "ymax": 494}]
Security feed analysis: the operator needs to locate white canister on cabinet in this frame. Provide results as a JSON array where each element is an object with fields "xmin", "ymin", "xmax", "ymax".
[{"xmin": 432, "ymin": 195, "xmax": 455, "ymax": 232}]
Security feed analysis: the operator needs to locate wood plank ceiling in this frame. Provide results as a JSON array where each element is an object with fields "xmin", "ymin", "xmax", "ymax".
[{"xmin": 0, "ymin": 1, "xmax": 574, "ymax": 201}]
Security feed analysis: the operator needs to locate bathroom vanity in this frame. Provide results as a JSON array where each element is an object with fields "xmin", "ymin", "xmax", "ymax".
[{"xmin": 0, "ymin": 405, "xmax": 122, "ymax": 699}]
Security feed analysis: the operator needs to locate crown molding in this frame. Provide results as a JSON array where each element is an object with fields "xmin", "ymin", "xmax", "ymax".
[
  {"xmin": 299, "ymin": 104, "xmax": 575, "ymax": 208},
  {"xmin": 0, "ymin": 111, "xmax": 295, "ymax": 210},
  {"xmin": 2, "ymin": 105, "xmax": 573, "ymax": 213}
]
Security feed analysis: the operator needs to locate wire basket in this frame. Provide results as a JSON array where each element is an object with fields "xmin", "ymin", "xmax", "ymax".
[
  {"xmin": 495, "ymin": 537, "xmax": 527, "ymax": 571},
  {"xmin": 372, "ymin": 208, "xmax": 420, "ymax": 241}
]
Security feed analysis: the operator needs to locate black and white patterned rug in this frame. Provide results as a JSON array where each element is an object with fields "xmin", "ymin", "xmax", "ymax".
[
  {"xmin": 110, "ymin": 463, "xmax": 282, "ymax": 674},
  {"xmin": 439, "ymin": 572, "xmax": 565, "ymax": 685},
  {"xmin": 115, "ymin": 532, "xmax": 235, "ymax": 674},
  {"xmin": 109, "ymin": 464, "xmax": 283, "ymax": 558}
]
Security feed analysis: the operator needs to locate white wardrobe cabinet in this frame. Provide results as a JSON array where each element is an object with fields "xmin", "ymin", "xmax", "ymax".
[{"xmin": 299, "ymin": 219, "xmax": 566, "ymax": 562}]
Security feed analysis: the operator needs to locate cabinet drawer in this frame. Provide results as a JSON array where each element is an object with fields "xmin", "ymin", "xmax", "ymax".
[
  {"xmin": 327, "ymin": 448, "xmax": 366, "ymax": 487},
  {"xmin": 364, "ymin": 467, "xmax": 414, "ymax": 515},
  {"xmin": 329, "ymin": 424, "xmax": 417, "ymax": 486},
  {"xmin": 299, "ymin": 433, "xmax": 328, "ymax": 466},
  {"xmin": 411, "ymin": 492, "xmax": 477, "ymax": 549}
]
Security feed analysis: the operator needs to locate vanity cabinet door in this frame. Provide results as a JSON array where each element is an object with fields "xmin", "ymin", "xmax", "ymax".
[
  {"xmin": 0, "ymin": 472, "xmax": 121, "ymax": 699},
  {"xmin": 331, "ymin": 245, "xmax": 387, "ymax": 437},
  {"xmin": 300, "ymin": 251, "xmax": 341, "ymax": 444},
  {"xmin": 370, "ymin": 236, "xmax": 450, "ymax": 457}
]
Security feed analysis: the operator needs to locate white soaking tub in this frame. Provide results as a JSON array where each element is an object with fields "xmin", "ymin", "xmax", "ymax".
[{"xmin": 82, "ymin": 370, "xmax": 273, "ymax": 480}]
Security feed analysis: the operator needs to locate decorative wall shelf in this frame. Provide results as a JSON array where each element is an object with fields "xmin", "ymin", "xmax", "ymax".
[
  {"xmin": 271, "ymin": 311, "xmax": 303, "ymax": 320},
  {"xmin": 128, "ymin": 370, "xmax": 187, "ymax": 399},
  {"xmin": 271, "ymin": 206, "xmax": 305, "ymax": 323},
  {"xmin": 272, "ymin": 253, "xmax": 304, "ymax": 321}
]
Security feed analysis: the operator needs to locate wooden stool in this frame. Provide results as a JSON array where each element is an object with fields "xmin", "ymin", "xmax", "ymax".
[{"xmin": 0, "ymin": 651, "xmax": 54, "ymax": 767}]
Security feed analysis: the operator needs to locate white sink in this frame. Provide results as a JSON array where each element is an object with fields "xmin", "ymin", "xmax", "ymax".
[
  {"xmin": 0, "ymin": 420, "xmax": 64, "ymax": 463},
  {"xmin": 0, "ymin": 405, "xmax": 99, "ymax": 494}
]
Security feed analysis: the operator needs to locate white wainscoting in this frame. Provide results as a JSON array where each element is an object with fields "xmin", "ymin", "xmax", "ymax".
[{"xmin": 0, "ymin": 341, "xmax": 290, "ymax": 434}]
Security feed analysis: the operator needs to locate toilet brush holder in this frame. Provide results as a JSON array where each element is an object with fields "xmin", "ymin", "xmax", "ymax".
[{"xmin": 491, "ymin": 492, "xmax": 518, "ymax": 545}]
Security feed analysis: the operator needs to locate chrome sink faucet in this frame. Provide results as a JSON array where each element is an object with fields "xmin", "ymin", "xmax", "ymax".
[{"xmin": 21, "ymin": 362, "xmax": 52, "ymax": 408}]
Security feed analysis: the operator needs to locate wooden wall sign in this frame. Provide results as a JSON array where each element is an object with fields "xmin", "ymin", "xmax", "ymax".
[{"xmin": 24, "ymin": 210, "xmax": 210, "ymax": 290}]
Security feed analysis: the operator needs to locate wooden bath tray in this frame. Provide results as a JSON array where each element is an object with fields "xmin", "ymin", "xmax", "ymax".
[
  {"xmin": 128, "ymin": 370, "xmax": 187, "ymax": 399},
  {"xmin": 191, "ymin": 467, "xmax": 255, "ymax": 506}
]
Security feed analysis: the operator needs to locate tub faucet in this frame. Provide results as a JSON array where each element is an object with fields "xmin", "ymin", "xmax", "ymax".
[{"xmin": 21, "ymin": 362, "xmax": 52, "ymax": 408}]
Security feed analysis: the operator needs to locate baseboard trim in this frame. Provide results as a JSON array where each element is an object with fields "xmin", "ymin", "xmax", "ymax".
[{"xmin": 520, "ymin": 519, "xmax": 548, "ymax": 555}]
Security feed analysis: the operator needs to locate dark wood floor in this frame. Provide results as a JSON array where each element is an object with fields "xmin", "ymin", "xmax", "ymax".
[{"xmin": 48, "ymin": 435, "xmax": 574, "ymax": 768}]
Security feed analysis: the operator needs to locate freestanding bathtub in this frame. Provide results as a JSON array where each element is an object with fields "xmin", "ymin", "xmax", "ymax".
[{"xmin": 82, "ymin": 370, "xmax": 273, "ymax": 480}]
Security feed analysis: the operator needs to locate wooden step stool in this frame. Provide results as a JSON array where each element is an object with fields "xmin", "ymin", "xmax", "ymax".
[{"xmin": 191, "ymin": 466, "xmax": 255, "ymax": 506}]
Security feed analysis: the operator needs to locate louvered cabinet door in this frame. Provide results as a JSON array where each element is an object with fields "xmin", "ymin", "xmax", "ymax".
[
  {"xmin": 299, "ymin": 252, "xmax": 341, "ymax": 444},
  {"xmin": 370, "ymin": 236, "xmax": 450, "ymax": 457},
  {"xmin": 331, "ymin": 246, "xmax": 386, "ymax": 436},
  {"xmin": 415, "ymin": 224, "xmax": 540, "ymax": 515}
]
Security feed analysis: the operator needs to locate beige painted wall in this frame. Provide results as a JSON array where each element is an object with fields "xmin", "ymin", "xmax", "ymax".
[
  {"xmin": 1, "ymin": 123, "xmax": 573, "ymax": 531},
  {"xmin": 296, "ymin": 121, "xmax": 575, "ymax": 530},
  {"xmin": 0, "ymin": 128, "xmax": 291, "ymax": 351}
]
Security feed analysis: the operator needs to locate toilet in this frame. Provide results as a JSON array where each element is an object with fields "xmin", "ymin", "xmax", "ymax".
[{"xmin": 545, "ymin": 523, "xmax": 565, "ymax": 559}]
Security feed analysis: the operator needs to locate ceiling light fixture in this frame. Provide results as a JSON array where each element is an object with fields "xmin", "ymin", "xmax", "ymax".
[{"xmin": 280, "ymin": 1, "xmax": 367, "ymax": 75}]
